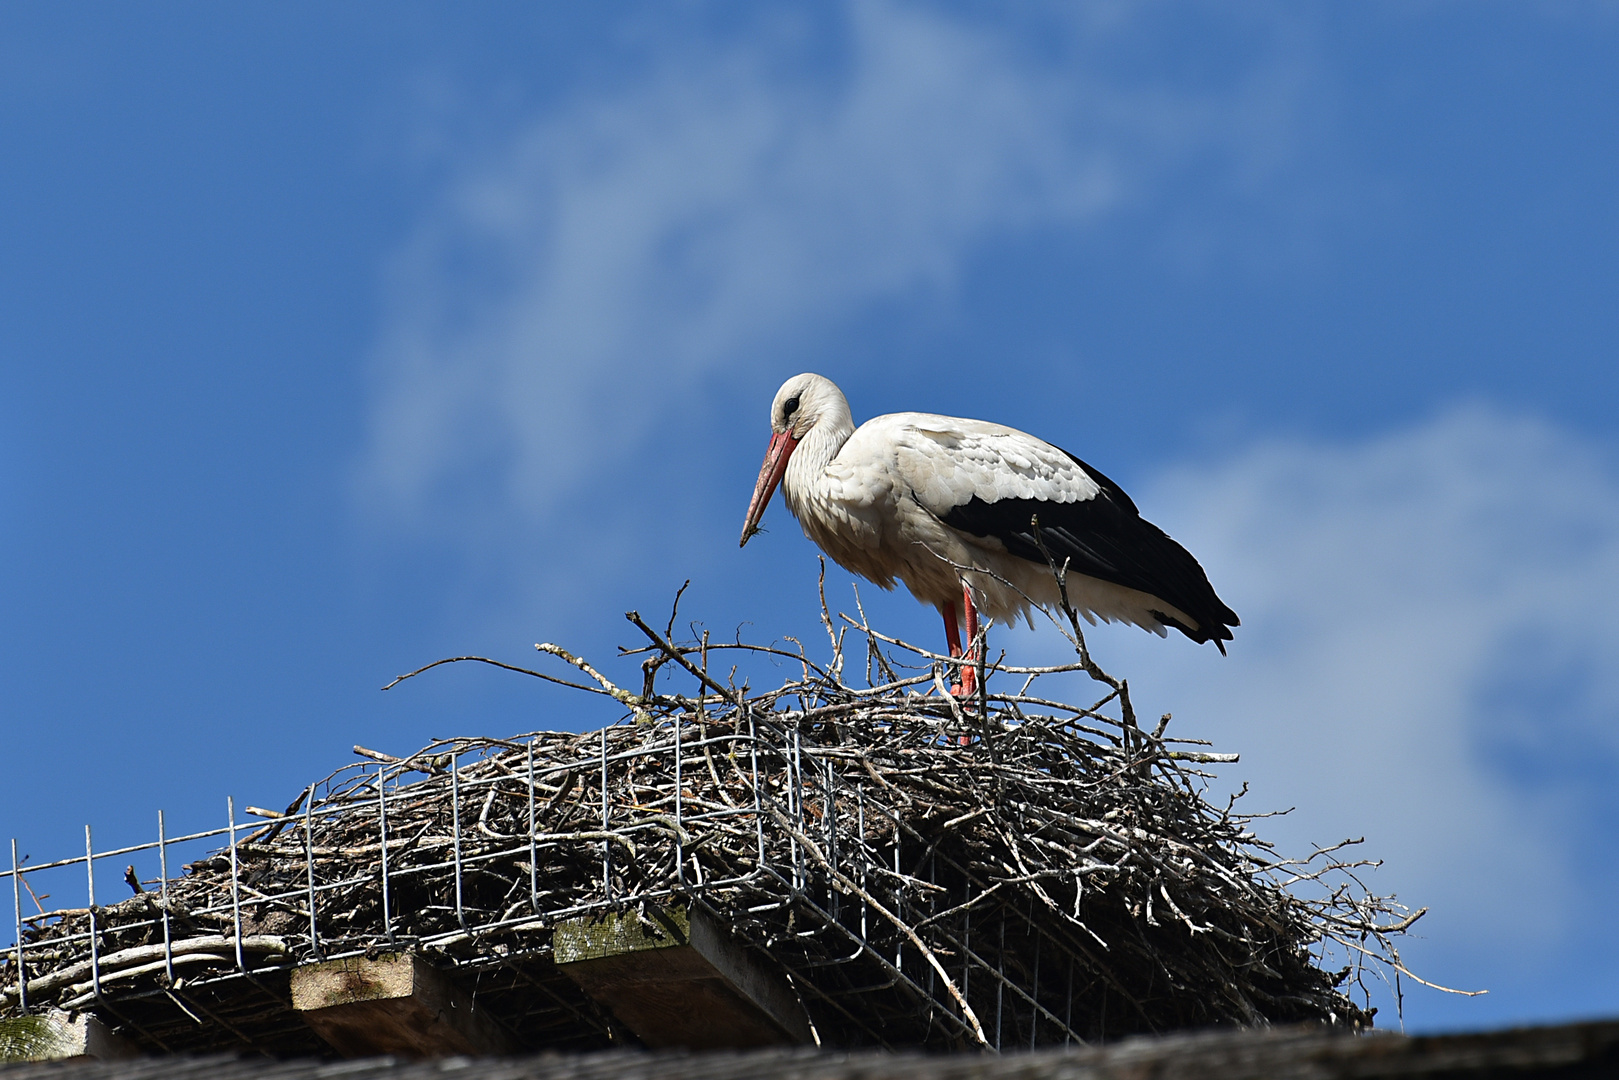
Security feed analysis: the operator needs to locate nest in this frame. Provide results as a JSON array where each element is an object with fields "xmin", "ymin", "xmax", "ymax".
[{"xmin": 1, "ymin": 583, "xmax": 1422, "ymax": 1054}]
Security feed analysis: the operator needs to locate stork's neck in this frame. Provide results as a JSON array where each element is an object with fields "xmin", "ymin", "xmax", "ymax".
[{"xmin": 783, "ymin": 404, "xmax": 855, "ymax": 513}]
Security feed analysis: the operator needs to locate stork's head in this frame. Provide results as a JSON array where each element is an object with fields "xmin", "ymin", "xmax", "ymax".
[{"xmin": 740, "ymin": 373, "xmax": 848, "ymax": 547}]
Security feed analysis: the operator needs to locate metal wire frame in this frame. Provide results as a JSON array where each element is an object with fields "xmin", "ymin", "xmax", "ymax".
[
  {"xmin": 377, "ymin": 765, "xmax": 393, "ymax": 942},
  {"xmin": 84, "ymin": 826, "xmax": 101, "ymax": 1001},
  {"xmin": 10, "ymin": 839, "xmax": 24, "ymax": 1013},
  {"xmin": 2, "ymin": 714, "xmax": 1098, "ymax": 1053},
  {"xmin": 159, "ymin": 811, "xmax": 174, "ymax": 984},
  {"xmin": 302, "ymin": 787, "xmax": 318, "ymax": 959}
]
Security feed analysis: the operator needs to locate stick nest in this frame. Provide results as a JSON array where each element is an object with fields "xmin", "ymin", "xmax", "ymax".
[{"xmin": 1, "ymin": 581, "xmax": 1423, "ymax": 1052}]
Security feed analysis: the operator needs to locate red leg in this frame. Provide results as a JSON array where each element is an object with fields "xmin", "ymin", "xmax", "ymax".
[
  {"xmin": 941, "ymin": 603, "xmax": 963, "ymax": 662},
  {"xmin": 940, "ymin": 601, "xmax": 976, "ymax": 706},
  {"xmin": 959, "ymin": 583, "xmax": 979, "ymax": 699},
  {"xmin": 938, "ymin": 604, "xmax": 965, "ymax": 700}
]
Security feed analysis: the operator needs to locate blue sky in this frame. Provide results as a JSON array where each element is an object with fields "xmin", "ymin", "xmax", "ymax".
[{"xmin": 3, "ymin": 1, "xmax": 1618, "ymax": 1035}]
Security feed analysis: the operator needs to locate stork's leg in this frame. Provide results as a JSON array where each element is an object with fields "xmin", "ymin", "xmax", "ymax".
[
  {"xmin": 938, "ymin": 587, "xmax": 981, "ymax": 702},
  {"xmin": 941, "ymin": 602, "xmax": 963, "ymax": 662},
  {"xmin": 959, "ymin": 582, "xmax": 980, "ymax": 700},
  {"xmin": 939, "ymin": 602, "xmax": 970, "ymax": 700}
]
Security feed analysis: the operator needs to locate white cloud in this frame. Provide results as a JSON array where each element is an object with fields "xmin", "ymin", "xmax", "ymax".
[
  {"xmin": 1067, "ymin": 407, "xmax": 1619, "ymax": 1010},
  {"xmin": 358, "ymin": 1, "xmax": 1315, "ymax": 545}
]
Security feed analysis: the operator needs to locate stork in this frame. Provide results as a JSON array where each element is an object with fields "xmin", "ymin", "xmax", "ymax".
[{"xmin": 739, "ymin": 373, "xmax": 1238, "ymax": 695}]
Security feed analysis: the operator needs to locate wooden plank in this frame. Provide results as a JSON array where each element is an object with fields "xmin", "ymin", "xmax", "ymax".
[
  {"xmin": 290, "ymin": 951, "xmax": 517, "ymax": 1059},
  {"xmin": 554, "ymin": 906, "xmax": 812, "ymax": 1049},
  {"xmin": 0, "ymin": 1009, "xmax": 135, "ymax": 1062}
]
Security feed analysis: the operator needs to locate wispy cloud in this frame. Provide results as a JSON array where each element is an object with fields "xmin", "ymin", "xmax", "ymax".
[
  {"xmin": 358, "ymin": 1, "xmax": 1317, "ymax": 558},
  {"xmin": 1079, "ymin": 407, "xmax": 1619, "ymax": 1020}
]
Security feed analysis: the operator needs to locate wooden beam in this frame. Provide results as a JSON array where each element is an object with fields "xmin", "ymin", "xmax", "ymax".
[
  {"xmin": 554, "ymin": 906, "xmax": 812, "ymax": 1049},
  {"xmin": 0, "ymin": 1009, "xmax": 135, "ymax": 1062},
  {"xmin": 290, "ymin": 951, "xmax": 518, "ymax": 1059}
]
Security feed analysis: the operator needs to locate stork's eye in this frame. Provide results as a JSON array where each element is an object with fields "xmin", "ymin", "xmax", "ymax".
[{"xmin": 782, "ymin": 394, "xmax": 801, "ymax": 419}]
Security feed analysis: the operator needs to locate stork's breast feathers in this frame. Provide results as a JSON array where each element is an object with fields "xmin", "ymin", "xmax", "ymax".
[{"xmin": 798, "ymin": 461, "xmax": 889, "ymax": 552}]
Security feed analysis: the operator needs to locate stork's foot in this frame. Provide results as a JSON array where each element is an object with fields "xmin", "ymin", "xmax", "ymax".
[{"xmin": 949, "ymin": 665, "xmax": 977, "ymax": 699}]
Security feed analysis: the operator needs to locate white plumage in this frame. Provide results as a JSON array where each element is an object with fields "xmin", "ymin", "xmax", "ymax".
[{"xmin": 741, "ymin": 373, "xmax": 1237, "ymax": 683}]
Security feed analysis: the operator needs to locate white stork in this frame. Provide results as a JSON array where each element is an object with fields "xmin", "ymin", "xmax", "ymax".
[{"xmin": 739, "ymin": 373, "xmax": 1238, "ymax": 693}]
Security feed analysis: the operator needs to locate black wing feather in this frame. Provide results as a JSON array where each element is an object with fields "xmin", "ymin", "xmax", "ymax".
[{"xmin": 940, "ymin": 450, "xmax": 1239, "ymax": 649}]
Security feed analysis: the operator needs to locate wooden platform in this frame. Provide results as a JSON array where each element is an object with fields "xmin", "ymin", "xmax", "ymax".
[
  {"xmin": 554, "ymin": 906, "xmax": 812, "ymax": 1049},
  {"xmin": 0, "ymin": 1010, "xmax": 134, "ymax": 1063},
  {"xmin": 289, "ymin": 952, "xmax": 519, "ymax": 1059}
]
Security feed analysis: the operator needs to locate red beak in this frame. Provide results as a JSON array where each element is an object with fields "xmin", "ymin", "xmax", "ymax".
[{"xmin": 740, "ymin": 431, "xmax": 799, "ymax": 547}]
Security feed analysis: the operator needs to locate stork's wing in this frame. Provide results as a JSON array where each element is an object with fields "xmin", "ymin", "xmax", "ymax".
[{"xmin": 870, "ymin": 414, "xmax": 1239, "ymax": 648}]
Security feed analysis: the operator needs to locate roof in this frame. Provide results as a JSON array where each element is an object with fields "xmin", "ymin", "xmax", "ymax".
[{"xmin": 2, "ymin": 1018, "xmax": 1616, "ymax": 1080}]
